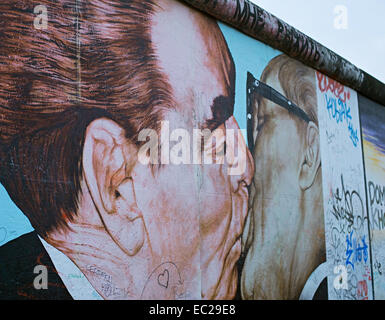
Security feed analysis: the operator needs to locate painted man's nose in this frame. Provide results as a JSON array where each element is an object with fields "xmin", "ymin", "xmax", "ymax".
[{"xmin": 225, "ymin": 116, "xmax": 254, "ymax": 192}]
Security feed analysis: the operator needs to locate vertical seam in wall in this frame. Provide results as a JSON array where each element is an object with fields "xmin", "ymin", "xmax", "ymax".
[
  {"xmin": 358, "ymin": 98, "xmax": 376, "ymax": 300},
  {"xmin": 75, "ymin": 0, "xmax": 81, "ymax": 101}
]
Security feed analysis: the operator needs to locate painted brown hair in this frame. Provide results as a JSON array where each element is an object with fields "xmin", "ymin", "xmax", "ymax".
[
  {"xmin": 0, "ymin": 0, "xmax": 175, "ymax": 236},
  {"xmin": 260, "ymin": 54, "xmax": 318, "ymax": 126}
]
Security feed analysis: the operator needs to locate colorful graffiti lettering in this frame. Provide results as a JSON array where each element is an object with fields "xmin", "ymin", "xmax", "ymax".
[
  {"xmin": 348, "ymin": 122, "xmax": 359, "ymax": 148},
  {"xmin": 368, "ymin": 181, "xmax": 385, "ymax": 230},
  {"xmin": 324, "ymin": 94, "xmax": 359, "ymax": 147},
  {"xmin": 330, "ymin": 175, "xmax": 365, "ymax": 229},
  {"xmin": 357, "ymin": 280, "xmax": 368, "ymax": 300},
  {"xmin": 325, "ymin": 94, "xmax": 352, "ymax": 124},
  {"xmin": 316, "ymin": 72, "xmax": 351, "ymax": 103},
  {"xmin": 369, "ymin": 181, "xmax": 385, "ymax": 207},
  {"xmin": 345, "ymin": 231, "xmax": 368, "ymax": 270},
  {"xmin": 374, "ymin": 260, "xmax": 383, "ymax": 276}
]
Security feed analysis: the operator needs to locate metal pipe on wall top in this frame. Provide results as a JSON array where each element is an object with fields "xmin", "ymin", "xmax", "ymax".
[{"xmin": 178, "ymin": 0, "xmax": 385, "ymax": 106}]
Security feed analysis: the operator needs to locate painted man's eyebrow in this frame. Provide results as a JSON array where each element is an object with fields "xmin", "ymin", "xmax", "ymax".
[{"xmin": 203, "ymin": 95, "xmax": 234, "ymax": 131}]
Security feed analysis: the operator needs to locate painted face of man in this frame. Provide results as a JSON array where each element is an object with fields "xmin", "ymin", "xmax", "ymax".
[
  {"xmin": 131, "ymin": 1, "xmax": 253, "ymax": 299},
  {"xmin": 241, "ymin": 63, "xmax": 324, "ymax": 299}
]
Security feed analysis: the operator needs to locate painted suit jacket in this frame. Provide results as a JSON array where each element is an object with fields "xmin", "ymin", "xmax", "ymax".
[{"xmin": 0, "ymin": 231, "xmax": 72, "ymax": 300}]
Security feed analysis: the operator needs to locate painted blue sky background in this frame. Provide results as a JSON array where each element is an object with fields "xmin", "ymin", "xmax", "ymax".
[
  {"xmin": 249, "ymin": 0, "xmax": 385, "ymax": 84},
  {"xmin": 219, "ymin": 22, "xmax": 280, "ymax": 132}
]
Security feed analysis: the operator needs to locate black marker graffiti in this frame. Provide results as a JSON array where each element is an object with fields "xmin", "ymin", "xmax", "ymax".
[
  {"xmin": 233, "ymin": 0, "xmax": 265, "ymax": 33},
  {"xmin": 275, "ymin": 20, "xmax": 320, "ymax": 63},
  {"xmin": 374, "ymin": 259, "xmax": 383, "ymax": 276},
  {"xmin": 330, "ymin": 175, "xmax": 365, "ymax": 231},
  {"xmin": 86, "ymin": 265, "xmax": 131, "ymax": 298},
  {"xmin": 157, "ymin": 269, "xmax": 170, "ymax": 289},
  {"xmin": 368, "ymin": 181, "xmax": 385, "ymax": 230},
  {"xmin": 326, "ymin": 130, "xmax": 336, "ymax": 145},
  {"xmin": 86, "ymin": 265, "xmax": 113, "ymax": 284}
]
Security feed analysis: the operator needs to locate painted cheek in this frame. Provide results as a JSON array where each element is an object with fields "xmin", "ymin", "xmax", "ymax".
[{"xmin": 199, "ymin": 164, "xmax": 231, "ymax": 220}]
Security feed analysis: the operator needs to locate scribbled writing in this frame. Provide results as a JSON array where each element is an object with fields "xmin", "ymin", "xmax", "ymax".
[
  {"xmin": 369, "ymin": 182, "xmax": 385, "ymax": 207},
  {"xmin": 86, "ymin": 265, "xmax": 112, "ymax": 284},
  {"xmin": 357, "ymin": 280, "xmax": 369, "ymax": 300},
  {"xmin": 233, "ymin": 0, "xmax": 264, "ymax": 33},
  {"xmin": 232, "ymin": 0, "xmax": 320, "ymax": 62},
  {"xmin": 374, "ymin": 259, "xmax": 383, "ymax": 276},
  {"xmin": 317, "ymin": 72, "xmax": 351, "ymax": 103},
  {"xmin": 348, "ymin": 122, "xmax": 359, "ymax": 147},
  {"xmin": 86, "ymin": 265, "xmax": 130, "ymax": 298},
  {"xmin": 141, "ymin": 262, "xmax": 185, "ymax": 300},
  {"xmin": 67, "ymin": 273, "xmax": 85, "ymax": 280},
  {"xmin": 324, "ymin": 94, "xmax": 358, "ymax": 147},
  {"xmin": 330, "ymin": 175, "xmax": 364, "ymax": 229},
  {"xmin": 101, "ymin": 282, "xmax": 130, "ymax": 298},
  {"xmin": 345, "ymin": 231, "xmax": 368, "ymax": 270},
  {"xmin": 325, "ymin": 94, "xmax": 351, "ymax": 124},
  {"xmin": 326, "ymin": 130, "xmax": 336, "ymax": 145},
  {"xmin": 368, "ymin": 181, "xmax": 385, "ymax": 230},
  {"xmin": 275, "ymin": 20, "xmax": 320, "ymax": 63}
]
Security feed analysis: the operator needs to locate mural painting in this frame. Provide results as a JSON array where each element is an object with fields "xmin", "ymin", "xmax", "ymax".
[{"xmin": 0, "ymin": 0, "xmax": 383, "ymax": 300}]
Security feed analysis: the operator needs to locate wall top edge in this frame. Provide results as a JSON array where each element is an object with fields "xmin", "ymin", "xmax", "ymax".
[{"xmin": 178, "ymin": 0, "xmax": 385, "ymax": 107}]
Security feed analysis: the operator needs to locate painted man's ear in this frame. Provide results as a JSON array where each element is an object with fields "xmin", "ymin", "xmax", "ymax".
[
  {"xmin": 82, "ymin": 118, "xmax": 146, "ymax": 256},
  {"xmin": 299, "ymin": 121, "xmax": 321, "ymax": 190}
]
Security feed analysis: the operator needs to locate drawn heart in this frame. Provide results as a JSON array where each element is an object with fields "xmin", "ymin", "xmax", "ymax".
[{"xmin": 157, "ymin": 269, "xmax": 169, "ymax": 289}]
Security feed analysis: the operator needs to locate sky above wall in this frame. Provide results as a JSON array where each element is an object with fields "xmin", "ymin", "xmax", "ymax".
[{"xmin": 249, "ymin": 0, "xmax": 385, "ymax": 84}]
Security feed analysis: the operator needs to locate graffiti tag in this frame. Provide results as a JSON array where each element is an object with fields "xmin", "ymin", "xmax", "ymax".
[
  {"xmin": 324, "ymin": 94, "xmax": 358, "ymax": 147},
  {"xmin": 368, "ymin": 181, "xmax": 385, "ymax": 230},
  {"xmin": 330, "ymin": 175, "xmax": 365, "ymax": 230},
  {"xmin": 317, "ymin": 72, "xmax": 351, "ymax": 103},
  {"xmin": 345, "ymin": 231, "xmax": 368, "ymax": 270}
]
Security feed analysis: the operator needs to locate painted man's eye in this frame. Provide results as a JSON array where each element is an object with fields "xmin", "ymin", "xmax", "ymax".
[{"xmin": 256, "ymin": 116, "xmax": 265, "ymax": 134}]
